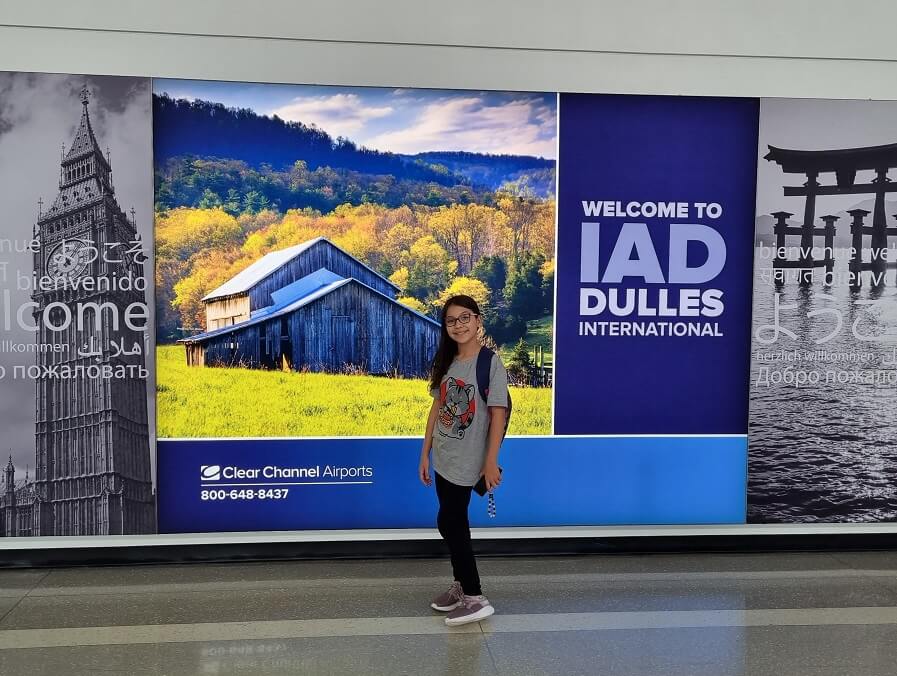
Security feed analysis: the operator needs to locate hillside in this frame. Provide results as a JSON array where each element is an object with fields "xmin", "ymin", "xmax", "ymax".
[
  {"xmin": 153, "ymin": 95, "xmax": 557, "ymax": 212},
  {"xmin": 153, "ymin": 94, "xmax": 464, "ymax": 185},
  {"xmin": 154, "ymin": 156, "xmax": 492, "ymax": 213},
  {"xmin": 411, "ymin": 151, "xmax": 556, "ymax": 198}
]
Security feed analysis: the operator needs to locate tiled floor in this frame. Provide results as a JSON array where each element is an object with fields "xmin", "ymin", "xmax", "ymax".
[{"xmin": 2, "ymin": 551, "xmax": 897, "ymax": 674}]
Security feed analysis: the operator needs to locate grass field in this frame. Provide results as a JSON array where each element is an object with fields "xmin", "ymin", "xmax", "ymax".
[{"xmin": 156, "ymin": 345, "xmax": 552, "ymax": 438}]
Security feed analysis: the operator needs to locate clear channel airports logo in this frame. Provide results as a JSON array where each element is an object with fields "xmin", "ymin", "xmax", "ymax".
[
  {"xmin": 198, "ymin": 464, "xmax": 374, "ymax": 482},
  {"xmin": 200, "ymin": 465, "xmax": 222, "ymax": 481}
]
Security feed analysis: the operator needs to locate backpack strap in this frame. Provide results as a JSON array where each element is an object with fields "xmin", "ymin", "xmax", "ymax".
[
  {"xmin": 476, "ymin": 346, "xmax": 511, "ymax": 439},
  {"xmin": 475, "ymin": 347, "xmax": 494, "ymax": 406}
]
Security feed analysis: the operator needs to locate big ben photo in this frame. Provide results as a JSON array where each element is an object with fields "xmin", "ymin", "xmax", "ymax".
[{"xmin": 0, "ymin": 72, "xmax": 156, "ymax": 537}]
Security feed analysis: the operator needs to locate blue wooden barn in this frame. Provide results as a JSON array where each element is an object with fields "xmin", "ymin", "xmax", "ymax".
[{"xmin": 180, "ymin": 237, "xmax": 441, "ymax": 377}]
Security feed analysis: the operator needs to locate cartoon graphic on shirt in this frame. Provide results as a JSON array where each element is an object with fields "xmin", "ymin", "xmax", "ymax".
[{"xmin": 438, "ymin": 377, "xmax": 476, "ymax": 439}]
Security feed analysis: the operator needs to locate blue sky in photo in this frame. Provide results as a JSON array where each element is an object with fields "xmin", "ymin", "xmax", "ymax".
[{"xmin": 153, "ymin": 79, "xmax": 557, "ymax": 159}]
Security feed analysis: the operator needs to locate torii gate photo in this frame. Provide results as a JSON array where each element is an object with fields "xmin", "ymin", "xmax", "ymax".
[{"xmin": 765, "ymin": 143, "xmax": 897, "ymax": 287}]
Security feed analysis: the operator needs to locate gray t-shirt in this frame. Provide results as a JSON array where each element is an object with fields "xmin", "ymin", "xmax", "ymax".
[{"xmin": 430, "ymin": 350, "xmax": 509, "ymax": 487}]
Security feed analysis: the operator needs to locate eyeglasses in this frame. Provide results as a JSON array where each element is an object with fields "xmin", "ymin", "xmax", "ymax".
[{"xmin": 445, "ymin": 312, "xmax": 477, "ymax": 328}]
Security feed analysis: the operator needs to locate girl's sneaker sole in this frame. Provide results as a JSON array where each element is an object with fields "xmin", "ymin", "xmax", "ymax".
[{"xmin": 444, "ymin": 604, "xmax": 495, "ymax": 626}]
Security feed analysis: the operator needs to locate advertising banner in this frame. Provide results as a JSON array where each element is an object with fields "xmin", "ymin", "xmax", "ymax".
[
  {"xmin": 157, "ymin": 436, "xmax": 746, "ymax": 532},
  {"xmin": 554, "ymin": 94, "xmax": 759, "ymax": 435},
  {"xmin": 3, "ymin": 69, "xmax": 895, "ymax": 542},
  {"xmin": 748, "ymin": 98, "xmax": 897, "ymax": 523},
  {"xmin": 153, "ymin": 86, "xmax": 752, "ymax": 532},
  {"xmin": 152, "ymin": 81, "xmax": 556, "ymax": 441},
  {"xmin": 0, "ymin": 72, "xmax": 156, "ymax": 537}
]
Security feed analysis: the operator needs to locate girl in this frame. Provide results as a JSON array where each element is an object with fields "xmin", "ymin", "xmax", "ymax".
[{"xmin": 419, "ymin": 294, "xmax": 508, "ymax": 627}]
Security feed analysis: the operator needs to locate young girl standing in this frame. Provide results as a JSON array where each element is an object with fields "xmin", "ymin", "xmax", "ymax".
[{"xmin": 419, "ymin": 294, "xmax": 509, "ymax": 627}]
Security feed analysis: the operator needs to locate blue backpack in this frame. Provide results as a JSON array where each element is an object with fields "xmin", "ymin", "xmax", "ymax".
[{"xmin": 475, "ymin": 347, "xmax": 512, "ymax": 438}]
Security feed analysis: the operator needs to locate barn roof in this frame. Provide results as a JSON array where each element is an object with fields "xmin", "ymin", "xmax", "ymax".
[
  {"xmin": 181, "ymin": 268, "xmax": 438, "ymax": 344},
  {"xmin": 201, "ymin": 236, "xmax": 400, "ymax": 302}
]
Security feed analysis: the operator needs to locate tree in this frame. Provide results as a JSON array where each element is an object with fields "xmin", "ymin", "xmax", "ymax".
[
  {"xmin": 405, "ymin": 236, "xmax": 455, "ymax": 301},
  {"xmin": 471, "ymin": 255, "xmax": 507, "ymax": 306},
  {"xmin": 334, "ymin": 220, "xmax": 377, "ymax": 269},
  {"xmin": 154, "ymin": 183, "xmax": 174, "ymax": 213},
  {"xmin": 382, "ymin": 222, "xmax": 418, "ymax": 268},
  {"xmin": 429, "ymin": 204, "xmax": 505, "ymax": 274},
  {"xmin": 428, "ymin": 205, "xmax": 465, "ymax": 272},
  {"xmin": 505, "ymin": 253, "xmax": 546, "ymax": 322},
  {"xmin": 487, "ymin": 313, "xmax": 527, "ymax": 346},
  {"xmin": 532, "ymin": 198, "xmax": 556, "ymax": 260},
  {"xmin": 222, "ymin": 188, "xmax": 242, "ymax": 215},
  {"xmin": 155, "ymin": 207, "xmax": 242, "ymax": 260},
  {"xmin": 540, "ymin": 259, "xmax": 555, "ymax": 314},
  {"xmin": 433, "ymin": 277, "xmax": 490, "ymax": 316},
  {"xmin": 242, "ymin": 190, "xmax": 267, "ymax": 214},
  {"xmin": 155, "ymin": 258, "xmax": 189, "ymax": 342},
  {"xmin": 507, "ymin": 339, "xmax": 533, "ymax": 385},
  {"xmin": 397, "ymin": 296, "xmax": 428, "ymax": 314},
  {"xmin": 172, "ymin": 249, "xmax": 239, "ymax": 332},
  {"xmin": 238, "ymin": 208, "xmax": 280, "ymax": 235},
  {"xmin": 288, "ymin": 160, "xmax": 311, "ymax": 189},
  {"xmin": 498, "ymin": 192, "xmax": 539, "ymax": 259},
  {"xmin": 471, "ymin": 255, "xmax": 512, "ymax": 345},
  {"xmin": 197, "ymin": 189, "xmax": 222, "ymax": 209},
  {"xmin": 389, "ymin": 267, "xmax": 410, "ymax": 294}
]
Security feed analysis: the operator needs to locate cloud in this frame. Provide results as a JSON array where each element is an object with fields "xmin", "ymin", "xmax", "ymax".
[
  {"xmin": 362, "ymin": 95, "xmax": 557, "ymax": 158},
  {"xmin": 271, "ymin": 94, "xmax": 393, "ymax": 139}
]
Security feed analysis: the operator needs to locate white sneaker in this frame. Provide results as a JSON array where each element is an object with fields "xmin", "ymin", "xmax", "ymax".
[
  {"xmin": 431, "ymin": 580, "xmax": 464, "ymax": 612},
  {"xmin": 444, "ymin": 594, "xmax": 495, "ymax": 626}
]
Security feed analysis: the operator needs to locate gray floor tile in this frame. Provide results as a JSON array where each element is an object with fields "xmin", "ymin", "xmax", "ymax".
[
  {"xmin": 0, "ymin": 598, "xmax": 22, "ymax": 622},
  {"xmin": 9, "ymin": 564, "xmax": 897, "ymax": 630},
  {"xmin": 7, "ymin": 623, "xmax": 897, "ymax": 676},
  {"xmin": 828, "ymin": 550, "xmax": 897, "ymax": 570},
  {"xmin": 485, "ymin": 623, "xmax": 897, "ymax": 676},
  {"xmin": 30, "ymin": 553, "xmax": 860, "ymax": 600},
  {"xmin": 0, "ymin": 634, "xmax": 497, "ymax": 676},
  {"xmin": 740, "ymin": 624, "xmax": 897, "ymax": 676},
  {"xmin": 478, "ymin": 552, "xmax": 847, "ymax": 576},
  {"xmin": 0, "ymin": 570, "xmax": 50, "ymax": 598},
  {"xmin": 40, "ymin": 558, "xmax": 453, "ymax": 590},
  {"xmin": 34, "ymin": 552, "xmax": 853, "ymax": 594},
  {"xmin": 485, "ymin": 626, "xmax": 746, "ymax": 676},
  {"xmin": 0, "ymin": 584, "xmax": 451, "ymax": 629},
  {"xmin": 485, "ymin": 575, "xmax": 897, "ymax": 614},
  {"xmin": 5, "ymin": 552, "xmax": 897, "ymax": 676}
]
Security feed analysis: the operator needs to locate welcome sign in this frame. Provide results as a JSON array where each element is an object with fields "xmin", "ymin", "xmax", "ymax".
[{"xmin": 554, "ymin": 94, "xmax": 758, "ymax": 435}]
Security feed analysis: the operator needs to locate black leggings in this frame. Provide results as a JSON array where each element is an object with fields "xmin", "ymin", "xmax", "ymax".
[{"xmin": 435, "ymin": 472, "xmax": 481, "ymax": 596}]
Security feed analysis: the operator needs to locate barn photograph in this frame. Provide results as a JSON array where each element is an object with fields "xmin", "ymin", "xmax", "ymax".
[
  {"xmin": 180, "ymin": 237, "xmax": 440, "ymax": 378},
  {"xmin": 154, "ymin": 79, "xmax": 557, "ymax": 438}
]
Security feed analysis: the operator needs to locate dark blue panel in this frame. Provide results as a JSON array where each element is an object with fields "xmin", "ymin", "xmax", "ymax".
[
  {"xmin": 157, "ymin": 436, "xmax": 747, "ymax": 533},
  {"xmin": 554, "ymin": 94, "xmax": 759, "ymax": 434}
]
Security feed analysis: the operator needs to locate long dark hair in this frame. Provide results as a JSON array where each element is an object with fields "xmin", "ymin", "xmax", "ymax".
[{"xmin": 428, "ymin": 295, "xmax": 481, "ymax": 391}]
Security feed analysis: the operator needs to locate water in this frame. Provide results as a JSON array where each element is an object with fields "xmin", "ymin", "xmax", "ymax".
[{"xmin": 748, "ymin": 247, "xmax": 897, "ymax": 523}]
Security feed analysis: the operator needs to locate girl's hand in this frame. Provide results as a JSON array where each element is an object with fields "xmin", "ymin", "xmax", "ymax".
[
  {"xmin": 482, "ymin": 461, "xmax": 501, "ymax": 491},
  {"xmin": 419, "ymin": 454, "xmax": 432, "ymax": 487}
]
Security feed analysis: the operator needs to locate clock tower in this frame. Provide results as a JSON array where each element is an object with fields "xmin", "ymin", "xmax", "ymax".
[{"xmin": 31, "ymin": 86, "xmax": 155, "ymax": 536}]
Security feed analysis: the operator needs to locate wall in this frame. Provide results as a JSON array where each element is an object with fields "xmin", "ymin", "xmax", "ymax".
[
  {"xmin": 1, "ymin": 1, "xmax": 897, "ymax": 99},
  {"xmin": 3, "ymin": 1, "xmax": 897, "ymax": 552}
]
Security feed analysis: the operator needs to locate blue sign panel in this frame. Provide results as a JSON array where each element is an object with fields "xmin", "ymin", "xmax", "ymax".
[
  {"xmin": 158, "ymin": 436, "xmax": 747, "ymax": 533},
  {"xmin": 554, "ymin": 94, "xmax": 759, "ymax": 434}
]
